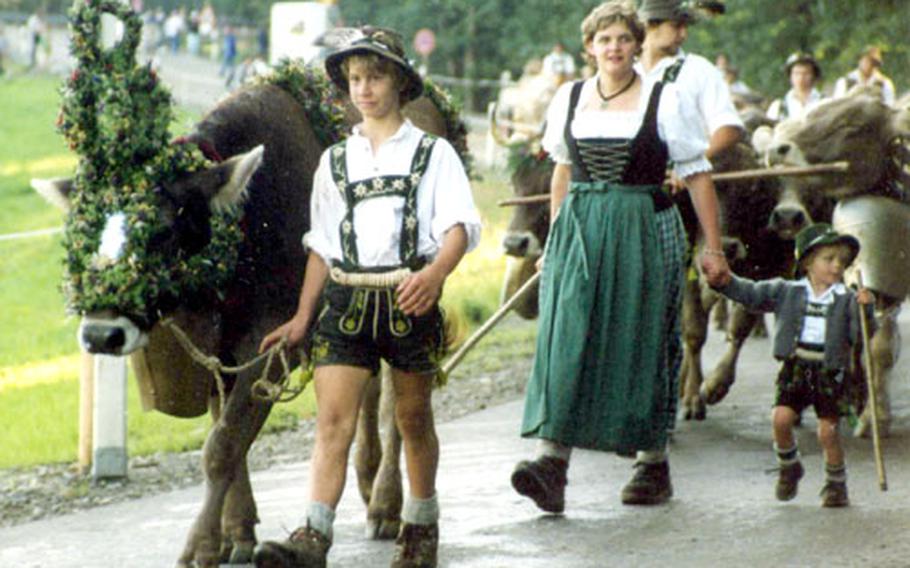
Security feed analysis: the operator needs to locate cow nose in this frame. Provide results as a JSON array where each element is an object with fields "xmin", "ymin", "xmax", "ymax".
[
  {"xmin": 82, "ymin": 325, "xmax": 126, "ymax": 354},
  {"xmin": 770, "ymin": 208, "xmax": 806, "ymax": 232},
  {"xmin": 503, "ymin": 233, "xmax": 531, "ymax": 257}
]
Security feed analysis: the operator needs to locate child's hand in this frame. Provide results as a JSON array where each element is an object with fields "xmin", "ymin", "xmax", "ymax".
[
  {"xmin": 700, "ymin": 251, "xmax": 731, "ymax": 288},
  {"xmin": 397, "ymin": 266, "xmax": 445, "ymax": 316},
  {"xmin": 259, "ymin": 315, "xmax": 309, "ymax": 354},
  {"xmin": 856, "ymin": 287, "xmax": 874, "ymax": 305}
]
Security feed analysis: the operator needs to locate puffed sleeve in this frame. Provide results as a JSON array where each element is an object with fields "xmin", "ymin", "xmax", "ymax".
[
  {"xmin": 657, "ymin": 84, "xmax": 713, "ymax": 179},
  {"xmin": 302, "ymin": 148, "xmax": 345, "ymax": 263},
  {"xmin": 541, "ymin": 81, "xmax": 575, "ymax": 165},
  {"xmin": 426, "ymin": 139, "xmax": 482, "ymax": 253}
]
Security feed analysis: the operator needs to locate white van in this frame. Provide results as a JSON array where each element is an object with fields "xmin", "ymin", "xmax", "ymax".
[{"xmin": 269, "ymin": 2, "xmax": 340, "ymax": 65}]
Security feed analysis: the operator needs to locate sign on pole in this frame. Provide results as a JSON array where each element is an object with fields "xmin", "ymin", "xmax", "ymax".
[{"xmin": 413, "ymin": 28, "xmax": 436, "ymax": 57}]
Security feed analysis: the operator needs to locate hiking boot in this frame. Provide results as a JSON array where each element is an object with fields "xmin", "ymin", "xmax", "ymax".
[
  {"xmin": 775, "ymin": 461, "xmax": 804, "ymax": 502},
  {"xmin": 253, "ymin": 525, "xmax": 330, "ymax": 568},
  {"xmin": 820, "ymin": 481, "xmax": 849, "ymax": 508},
  {"xmin": 510, "ymin": 456, "xmax": 568, "ymax": 514},
  {"xmin": 390, "ymin": 522, "xmax": 438, "ymax": 568},
  {"xmin": 621, "ymin": 461, "xmax": 673, "ymax": 505}
]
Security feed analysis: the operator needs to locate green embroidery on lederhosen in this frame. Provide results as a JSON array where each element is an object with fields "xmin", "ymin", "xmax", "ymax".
[{"xmin": 661, "ymin": 56, "xmax": 685, "ymax": 84}]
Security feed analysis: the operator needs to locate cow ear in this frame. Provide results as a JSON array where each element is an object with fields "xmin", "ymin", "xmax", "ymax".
[
  {"xmin": 751, "ymin": 126, "xmax": 774, "ymax": 156},
  {"xmin": 31, "ymin": 177, "xmax": 75, "ymax": 212},
  {"xmin": 205, "ymin": 145, "xmax": 265, "ymax": 213}
]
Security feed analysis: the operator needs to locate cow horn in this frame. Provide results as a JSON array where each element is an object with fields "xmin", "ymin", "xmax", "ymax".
[{"xmin": 488, "ymin": 102, "xmax": 512, "ymax": 147}]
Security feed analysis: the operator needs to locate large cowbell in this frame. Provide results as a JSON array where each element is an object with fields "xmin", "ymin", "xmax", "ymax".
[{"xmin": 834, "ymin": 196, "xmax": 910, "ymax": 299}]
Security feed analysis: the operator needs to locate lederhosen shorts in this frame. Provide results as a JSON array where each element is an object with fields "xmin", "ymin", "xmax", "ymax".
[
  {"xmin": 774, "ymin": 355, "xmax": 846, "ymax": 419},
  {"xmin": 309, "ymin": 280, "xmax": 447, "ymax": 376}
]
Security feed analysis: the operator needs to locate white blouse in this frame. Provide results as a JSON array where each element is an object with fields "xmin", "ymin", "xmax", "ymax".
[
  {"xmin": 304, "ymin": 120, "xmax": 482, "ymax": 267},
  {"xmin": 541, "ymin": 76, "xmax": 713, "ymax": 179},
  {"xmin": 797, "ymin": 279, "xmax": 847, "ymax": 346}
]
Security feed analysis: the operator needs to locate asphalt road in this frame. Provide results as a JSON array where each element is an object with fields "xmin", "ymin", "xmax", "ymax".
[{"xmin": 2, "ymin": 307, "xmax": 909, "ymax": 568}]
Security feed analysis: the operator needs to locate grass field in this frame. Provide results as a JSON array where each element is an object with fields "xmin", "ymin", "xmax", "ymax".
[{"xmin": 0, "ymin": 74, "xmax": 522, "ymax": 468}]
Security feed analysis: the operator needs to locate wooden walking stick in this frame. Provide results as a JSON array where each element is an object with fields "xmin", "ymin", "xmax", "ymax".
[
  {"xmin": 442, "ymin": 271, "xmax": 541, "ymax": 375},
  {"xmin": 856, "ymin": 270, "xmax": 888, "ymax": 491}
]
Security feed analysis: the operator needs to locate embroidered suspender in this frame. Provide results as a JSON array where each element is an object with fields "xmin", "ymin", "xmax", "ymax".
[
  {"xmin": 329, "ymin": 134, "xmax": 438, "ymax": 270},
  {"xmin": 661, "ymin": 56, "xmax": 686, "ymax": 84}
]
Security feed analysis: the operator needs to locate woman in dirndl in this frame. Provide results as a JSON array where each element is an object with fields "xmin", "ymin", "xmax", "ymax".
[{"xmin": 511, "ymin": 0, "xmax": 730, "ymax": 513}]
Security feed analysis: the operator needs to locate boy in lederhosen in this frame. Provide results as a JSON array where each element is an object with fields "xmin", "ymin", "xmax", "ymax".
[
  {"xmin": 713, "ymin": 223, "xmax": 873, "ymax": 508},
  {"xmin": 255, "ymin": 27, "xmax": 481, "ymax": 568}
]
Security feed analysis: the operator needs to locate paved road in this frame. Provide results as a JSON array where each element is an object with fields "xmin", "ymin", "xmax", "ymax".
[{"xmin": 2, "ymin": 308, "xmax": 909, "ymax": 567}]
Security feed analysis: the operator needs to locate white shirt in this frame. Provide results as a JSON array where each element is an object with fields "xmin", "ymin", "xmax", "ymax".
[
  {"xmin": 304, "ymin": 120, "xmax": 482, "ymax": 268},
  {"xmin": 636, "ymin": 50, "xmax": 744, "ymax": 138},
  {"xmin": 766, "ymin": 88, "xmax": 825, "ymax": 122},
  {"xmin": 541, "ymin": 76, "xmax": 712, "ymax": 179},
  {"xmin": 796, "ymin": 279, "xmax": 846, "ymax": 346},
  {"xmin": 542, "ymin": 51, "xmax": 576, "ymax": 77},
  {"xmin": 833, "ymin": 70, "xmax": 896, "ymax": 106}
]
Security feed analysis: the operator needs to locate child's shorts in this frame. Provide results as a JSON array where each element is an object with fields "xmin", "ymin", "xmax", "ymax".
[
  {"xmin": 774, "ymin": 358, "xmax": 846, "ymax": 419},
  {"xmin": 309, "ymin": 281, "xmax": 447, "ymax": 376}
]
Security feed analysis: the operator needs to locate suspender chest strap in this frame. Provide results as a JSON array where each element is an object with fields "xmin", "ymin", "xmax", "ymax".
[{"xmin": 329, "ymin": 134, "xmax": 438, "ymax": 271}]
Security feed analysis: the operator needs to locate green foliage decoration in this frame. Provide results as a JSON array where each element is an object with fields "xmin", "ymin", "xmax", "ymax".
[
  {"xmin": 58, "ymin": 0, "xmax": 241, "ymax": 325},
  {"xmin": 422, "ymin": 77, "xmax": 474, "ymax": 178}
]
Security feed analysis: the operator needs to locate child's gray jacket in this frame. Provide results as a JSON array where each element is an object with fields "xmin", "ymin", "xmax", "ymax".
[{"xmin": 716, "ymin": 275, "xmax": 872, "ymax": 371}]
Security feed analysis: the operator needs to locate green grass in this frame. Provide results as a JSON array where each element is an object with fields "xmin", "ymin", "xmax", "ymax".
[{"xmin": 0, "ymin": 75, "xmax": 522, "ymax": 469}]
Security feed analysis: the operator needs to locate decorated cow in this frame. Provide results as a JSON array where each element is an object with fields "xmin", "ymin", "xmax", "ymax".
[
  {"xmin": 752, "ymin": 89, "xmax": 910, "ymax": 436},
  {"xmin": 32, "ymin": 4, "xmax": 470, "ymax": 567}
]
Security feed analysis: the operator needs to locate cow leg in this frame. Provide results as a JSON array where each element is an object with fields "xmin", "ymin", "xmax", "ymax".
[
  {"xmin": 712, "ymin": 297, "xmax": 728, "ymax": 332},
  {"xmin": 702, "ymin": 303, "xmax": 759, "ymax": 405},
  {"xmin": 680, "ymin": 278, "xmax": 711, "ymax": 421},
  {"xmin": 220, "ymin": 459, "xmax": 258, "ymax": 564},
  {"xmin": 177, "ymin": 379, "xmax": 271, "ymax": 567},
  {"xmin": 855, "ymin": 305, "xmax": 899, "ymax": 438},
  {"xmin": 354, "ymin": 373, "xmax": 382, "ymax": 506},
  {"xmin": 365, "ymin": 366, "xmax": 402, "ymax": 540}
]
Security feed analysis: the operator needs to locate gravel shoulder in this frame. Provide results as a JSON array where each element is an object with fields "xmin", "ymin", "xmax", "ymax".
[{"xmin": 0, "ymin": 315, "xmax": 535, "ymax": 528}]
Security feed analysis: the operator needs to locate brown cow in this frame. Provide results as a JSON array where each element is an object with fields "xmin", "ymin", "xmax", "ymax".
[{"xmin": 752, "ymin": 89, "xmax": 910, "ymax": 436}]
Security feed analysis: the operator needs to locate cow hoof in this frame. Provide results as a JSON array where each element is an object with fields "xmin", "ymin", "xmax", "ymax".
[
  {"xmin": 228, "ymin": 540, "xmax": 256, "ymax": 564},
  {"xmin": 683, "ymin": 404, "xmax": 706, "ymax": 421},
  {"xmin": 365, "ymin": 517, "xmax": 400, "ymax": 540},
  {"xmin": 701, "ymin": 382, "xmax": 731, "ymax": 405}
]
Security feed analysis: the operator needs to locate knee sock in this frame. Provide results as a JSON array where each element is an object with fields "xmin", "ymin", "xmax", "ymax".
[
  {"xmin": 825, "ymin": 462, "xmax": 847, "ymax": 484},
  {"xmin": 636, "ymin": 445, "xmax": 668, "ymax": 464},
  {"xmin": 402, "ymin": 493, "xmax": 439, "ymax": 526},
  {"xmin": 774, "ymin": 442, "xmax": 800, "ymax": 466},
  {"xmin": 536, "ymin": 439, "xmax": 572, "ymax": 462},
  {"xmin": 305, "ymin": 501, "xmax": 336, "ymax": 541}
]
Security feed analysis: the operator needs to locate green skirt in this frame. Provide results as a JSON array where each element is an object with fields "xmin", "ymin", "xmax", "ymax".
[{"xmin": 520, "ymin": 181, "xmax": 686, "ymax": 454}]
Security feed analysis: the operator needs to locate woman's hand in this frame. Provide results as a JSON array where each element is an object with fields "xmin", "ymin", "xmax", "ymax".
[
  {"xmin": 397, "ymin": 266, "xmax": 445, "ymax": 316},
  {"xmin": 259, "ymin": 315, "xmax": 310, "ymax": 354},
  {"xmin": 856, "ymin": 287, "xmax": 874, "ymax": 305},
  {"xmin": 700, "ymin": 251, "xmax": 731, "ymax": 288}
]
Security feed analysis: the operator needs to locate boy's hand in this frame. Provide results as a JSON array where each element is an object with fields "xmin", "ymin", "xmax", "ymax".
[
  {"xmin": 856, "ymin": 287, "xmax": 874, "ymax": 305},
  {"xmin": 397, "ymin": 266, "xmax": 445, "ymax": 316},
  {"xmin": 259, "ymin": 315, "xmax": 310, "ymax": 354}
]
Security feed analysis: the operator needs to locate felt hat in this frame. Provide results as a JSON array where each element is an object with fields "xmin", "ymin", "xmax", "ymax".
[
  {"xmin": 794, "ymin": 223, "xmax": 860, "ymax": 267},
  {"xmin": 785, "ymin": 51, "xmax": 822, "ymax": 80},
  {"xmin": 324, "ymin": 27, "xmax": 423, "ymax": 103},
  {"xmin": 638, "ymin": 0, "xmax": 724, "ymax": 23}
]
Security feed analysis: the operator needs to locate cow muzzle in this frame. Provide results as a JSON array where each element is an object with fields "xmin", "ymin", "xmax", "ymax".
[
  {"xmin": 502, "ymin": 231, "xmax": 542, "ymax": 258},
  {"xmin": 79, "ymin": 314, "xmax": 148, "ymax": 355}
]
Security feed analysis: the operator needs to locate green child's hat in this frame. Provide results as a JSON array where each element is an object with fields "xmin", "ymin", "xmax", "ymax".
[{"xmin": 794, "ymin": 223, "xmax": 860, "ymax": 266}]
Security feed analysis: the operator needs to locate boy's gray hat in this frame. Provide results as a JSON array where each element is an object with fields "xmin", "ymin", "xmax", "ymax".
[
  {"xmin": 795, "ymin": 222, "xmax": 860, "ymax": 267},
  {"xmin": 324, "ymin": 26, "xmax": 424, "ymax": 103}
]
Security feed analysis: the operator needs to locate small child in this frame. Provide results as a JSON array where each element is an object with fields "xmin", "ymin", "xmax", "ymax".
[
  {"xmin": 713, "ymin": 223, "xmax": 873, "ymax": 507},
  {"xmin": 255, "ymin": 27, "xmax": 481, "ymax": 567}
]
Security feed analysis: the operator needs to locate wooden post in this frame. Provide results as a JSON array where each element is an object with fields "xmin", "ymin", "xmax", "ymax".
[
  {"xmin": 91, "ymin": 354, "xmax": 128, "ymax": 480},
  {"xmin": 78, "ymin": 352, "xmax": 94, "ymax": 473}
]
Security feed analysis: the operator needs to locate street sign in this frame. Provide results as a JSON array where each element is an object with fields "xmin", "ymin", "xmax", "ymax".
[{"xmin": 413, "ymin": 28, "xmax": 436, "ymax": 57}]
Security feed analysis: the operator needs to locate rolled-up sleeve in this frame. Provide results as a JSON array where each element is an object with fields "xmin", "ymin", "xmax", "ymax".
[
  {"xmin": 541, "ymin": 81, "xmax": 575, "ymax": 165},
  {"xmin": 302, "ymin": 151, "xmax": 344, "ymax": 263},
  {"xmin": 658, "ymin": 85, "xmax": 713, "ymax": 179},
  {"xmin": 426, "ymin": 140, "xmax": 482, "ymax": 253},
  {"xmin": 696, "ymin": 60, "xmax": 744, "ymax": 134}
]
